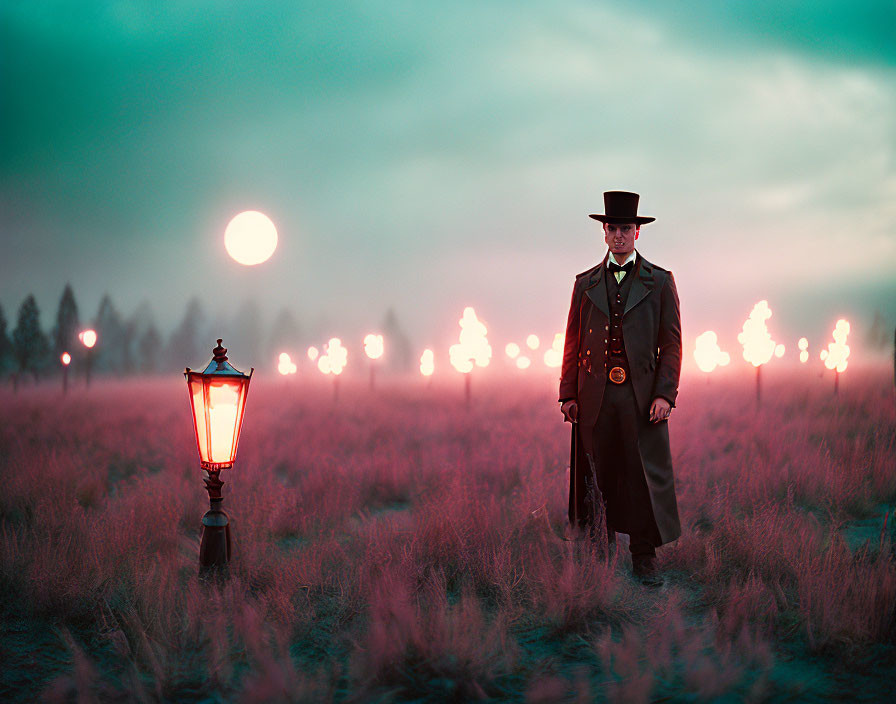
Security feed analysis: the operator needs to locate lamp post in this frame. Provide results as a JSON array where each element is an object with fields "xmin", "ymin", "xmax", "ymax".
[
  {"xmin": 820, "ymin": 319, "xmax": 850, "ymax": 396},
  {"xmin": 185, "ymin": 339, "xmax": 253, "ymax": 572},
  {"xmin": 363, "ymin": 333, "xmax": 384, "ymax": 390},
  {"xmin": 693, "ymin": 331, "xmax": 730, "ymax": 385},
  {"xmin": 79, "ymin": 329, "xmax": 97, "ymax": 388},
  {"xmin": 448, "ymin": 307, "xmax": 491, "ymax": 406},
  {"xmin": 60, "ymin": 352, "xmax": 71, "ymax": 394},
  {"xmin": 420, "ymin": 348, "xmax": 434, "ymax": 388},
  {"xmin": 737, "ymin": 301, "xmax": 781, "ymax": 406},
  {"xmin": 317, "ymin": 337, "xmax": 347, "ymax": 402}
]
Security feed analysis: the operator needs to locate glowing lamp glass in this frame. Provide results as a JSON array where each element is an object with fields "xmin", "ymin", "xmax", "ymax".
[
  {"xmin": 420, "ymin": 348, "xmax": 434, "ymax": 376},
  {"xmin": 79, "ymin": 330, "xmax": 97, "ymax": 348},
  {"xmin": 61, "ymin": 352, "xmax": 71, "ymax": 365},
  {"xmin": 185, "ymin": 342, "xmax": 253, "ymax": 469},
  {"xmin": 364, "ymin": 334, "xmax": 384, "ymax": 360}
]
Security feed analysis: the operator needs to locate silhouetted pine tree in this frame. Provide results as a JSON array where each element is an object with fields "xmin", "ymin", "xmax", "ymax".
[
  {"xmin": 128, "ymin": 302, "xmax": 160, "ymax": 374},
  {"xmin": 52, "ymin": 284, "xmax": 80, "ymax": 361},
  {"xmin": 232, "ymin": 299, "xmax": 263, "ymax": 366},
  {"xmin": 867, "ymin": 311, "xmax": 888, "ymax": 350},
  {"xmin": 267, "ymin": 308, "xmax": 302, "ymax": 363},
  {"xmin": 94, "ymin": 294, "xmax": 127, "ymax": 375},
  {"xmin": 382, "ymin": 307, "xmax": 413, "ymax": 373},
  {"xmin": 12, "ymin": 295, "xmax": 50, "ymax": 382},
  {"xmin": 0, "ymin": 303, "xmax": 14, "ymax": 376},
  {"xmin": 120, "ymin": 317, "xmax": 138, "ymax": 375},
  {"xmin": 138, "ymin": 324, "xmax": 163, "ymax": 374},
  {"xmin": 167, "ymin": 297, "xmax": 205, "ymax": 370}
]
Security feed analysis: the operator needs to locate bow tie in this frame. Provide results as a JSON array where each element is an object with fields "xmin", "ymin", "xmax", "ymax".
[{"xmin": 608, "ymin": 261, "xmax": 634, "ymax": 274}]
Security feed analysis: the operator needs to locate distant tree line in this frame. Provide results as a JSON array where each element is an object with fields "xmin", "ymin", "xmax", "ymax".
[{"xmin": 0, "ymin": 285, "xmax": 414, "ymax": 386}]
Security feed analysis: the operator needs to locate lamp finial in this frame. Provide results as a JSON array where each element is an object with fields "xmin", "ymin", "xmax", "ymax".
[{"xmin": 213, "ymin": 339, "xmax": 228, "ymax": 364}]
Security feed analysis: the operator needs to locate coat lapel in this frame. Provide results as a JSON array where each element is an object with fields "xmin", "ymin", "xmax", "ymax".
[
  {"xmin": 623, "ymin": 256, "xmax": 654, "ymax": 316},
  {"xmin": 583, "ymin": 259, "xmax": 609, "ymax": 319}
]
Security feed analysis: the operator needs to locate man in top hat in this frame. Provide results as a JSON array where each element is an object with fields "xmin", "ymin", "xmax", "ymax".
[{"xmin": 559, "ymin": 190, "xmax": 682, "ymax": 585}]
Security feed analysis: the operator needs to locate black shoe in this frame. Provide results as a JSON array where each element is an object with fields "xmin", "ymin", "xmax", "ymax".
[{"xmin": 632, "ymin": 555, "xmax": 664, "ymax": 586}]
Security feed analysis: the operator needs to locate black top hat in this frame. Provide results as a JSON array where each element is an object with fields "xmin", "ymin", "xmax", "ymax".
[{"xmin": 589, "ymin": 191, "xmax": 655, "ymax": 225}]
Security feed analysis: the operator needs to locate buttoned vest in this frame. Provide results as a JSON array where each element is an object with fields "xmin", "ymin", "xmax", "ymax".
[{"xmin": 604, "ymin": 259, "xmax": 638, "ymax": 376}]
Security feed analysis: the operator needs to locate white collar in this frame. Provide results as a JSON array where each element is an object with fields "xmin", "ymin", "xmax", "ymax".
[{"xmin": 607, "ymin": 249, "xmax": 637, "ymax": 267}]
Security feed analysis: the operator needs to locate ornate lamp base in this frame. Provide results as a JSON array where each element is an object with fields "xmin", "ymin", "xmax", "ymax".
[{"xmin": 199, "ymin": 468, "xmax": 232, "ymax": 572}]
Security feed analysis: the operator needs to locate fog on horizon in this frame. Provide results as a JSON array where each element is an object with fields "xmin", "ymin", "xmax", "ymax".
[{"xmin": 2, "ymin": 1, "xmax": 894, "ymax": 368}]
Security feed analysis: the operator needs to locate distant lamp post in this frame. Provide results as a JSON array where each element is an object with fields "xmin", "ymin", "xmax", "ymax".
[
  {"xmin": 277, "ymin": 352, "xmax": 297, "ymax": 378},
  {"xmin": 449, "ymin": 307, "xmax": 491, "ymax": 405},
  {"xmin": 363, "ymin": 333, "xmax": 384, "ymax": 390},
  {"xmin": 78, "ymin": 329, "xmax": 97, "ymax": 388},
  {"xmin": 60, "ymin": 352, "xmax": 71, "ymax": 394},
  {"xmin": 420, "ymin": 348, "xmax": 434, "ymax": 387},
  {"xmin": 694, "ymin": 331, "xmax": 730, "ymax": 382},
  {"xmin": 737, "ymin": 301, "xmax": 780, "ymax": 405},
  {"xmin": 317, "ymin": 337, "xmax": 347, "ymax": 401},
  {"xmin": 544, "ymin": 333, "xmax": 564, "ymax": 368},
  {"xmin": 820, "ymin": 319, "xmax": 850, "ymax": 395},
  {"xmin": 185, "ymin": 339, "xmax": 253, "ymax": 571},
  {"xmin": 798, "ymin": 337, "xmax": 809, "ymax": 364}
]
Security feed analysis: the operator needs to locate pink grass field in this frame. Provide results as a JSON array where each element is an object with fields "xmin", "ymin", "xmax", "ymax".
[{"xmin": 1, "ymin": 364, "xmax": 894, "ymax": 702}]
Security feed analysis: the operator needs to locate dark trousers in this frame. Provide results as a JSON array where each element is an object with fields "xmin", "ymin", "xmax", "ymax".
[{"xmin": 588, "ymin": 379, "xmax": 661, "ymax": 557}]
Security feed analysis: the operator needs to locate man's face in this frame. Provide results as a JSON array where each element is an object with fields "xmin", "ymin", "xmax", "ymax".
[{"xmin": 604, "ymin": 222, "xmax": 639, "ymax": 255}]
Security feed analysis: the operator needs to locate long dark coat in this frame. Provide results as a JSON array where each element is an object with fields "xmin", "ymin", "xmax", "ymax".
[{"xmin": 559, "ymin": 252, "xmax": 682, "ymax": 545}]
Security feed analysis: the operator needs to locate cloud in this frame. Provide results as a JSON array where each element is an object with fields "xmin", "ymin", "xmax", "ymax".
[{"xmin": 1, "ymin": 1, "xmax": 894, "ymax": 343}]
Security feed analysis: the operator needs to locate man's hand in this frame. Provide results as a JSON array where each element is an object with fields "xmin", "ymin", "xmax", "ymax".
[
  {"xmin": 649, "ymin": 397, "xmax": 672, "ymax": 423},
  {"xmin": 561, "ymin": 400, "xmax": 578, "ymax": 423}
]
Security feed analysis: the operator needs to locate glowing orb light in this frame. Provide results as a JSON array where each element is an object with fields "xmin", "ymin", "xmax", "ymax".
[
  {"xmin": 544, "ymin": 333, "xmax": 564, "ymax": 368},
  {"xmin": 79, "ymin": 329, "xmax": 97, "ymax": 348},
  {"xmin": 774, "ymin": 343, "xmax": 785, "ymax": 358},
  {"xmin": 449, "ymin": 307, "xmax": 492, "ymax": 373},
  {"xmin": 307, "ymin": 346, "xmax": 319, "ymax": 362},
  {"xmin": 694, "ymin": 331, "xmax": 731, "ymax": 373},
  {"xmin": 224, "ymin": 210, "xmax": 278, "ymax": 266},
  {"xmin": 526, "ymin": 334, "xmax": 540, "ymax": 350},
  {"xmin": 61, "ymin": 352, "xmax": 71, "ymax": 365},
  {"xmin": 505, "ymin": 342, "xmax": 520, "ymax": 359},
  {"xmin": 318, "ymin": 337, "xmax": 347, "ymax": 376},
  {"xmin": 420, "ymin": 349, "xmax": 434, "ymax": 377},
  {"xmin": 516, "ymin": 356, "xmax": 531, "ymax": 369},
  {"xmin": 277, "ymin": 352, "xmax": 297, "ymax": 375},
  {"xmin": 821, "ymin": 319, "xmax": 850, "ymax": 373},
  {"xmin": 798, "ymin": 337, "xmax": 809, "ymax": 363},
  {"xmin": 364, "ymin": 334, "xmax": 384, "ymax": 360},
  {"xmin": 737, "ymin": 300, "xmax": 780, "ymax": 367}
]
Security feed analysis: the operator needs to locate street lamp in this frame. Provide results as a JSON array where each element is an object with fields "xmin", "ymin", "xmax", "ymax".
[
  {"xmin": 79, "ymin": 329, "xmax": 97, "ymax": 387},
  {"xmin": 363, "ymin": 333, "xmax": 384, "ymax": 390},
  {"xmin": 60, "ymin": 352, "xmax": 71, "ymax": 394},
  {"xmin": 185, "ymin": 339, "xmax": 253, "ymax": 571}
]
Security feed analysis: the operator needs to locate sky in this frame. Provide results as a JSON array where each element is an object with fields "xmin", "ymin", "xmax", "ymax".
[{"xmin": 2, "ymin": 0, "xmax": 895, "ymax": 360}]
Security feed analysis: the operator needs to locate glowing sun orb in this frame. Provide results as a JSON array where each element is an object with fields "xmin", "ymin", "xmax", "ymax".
[{"xmin": 224, "ymin": 211, "xmax": 278, "ymax": 266}]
